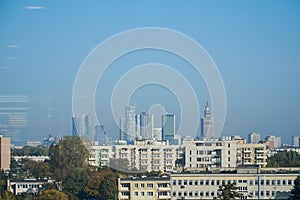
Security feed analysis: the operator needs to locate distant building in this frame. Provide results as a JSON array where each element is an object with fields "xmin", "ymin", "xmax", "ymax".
[
  {"xmin": 72, "ymin": 113, "xmax": 96, "ymax": 140},
  {"xmin": 153, "ymin": 128, "xmax": 162, "ymax": 141},
  {"xmin": 248, "ymin": 132, "xmax": 261, "ymax": 144},
  {"xmin": 162, "ymin": 114, "xmax": 175, "ymax": 143},
  {"xmin": 25, "ymin": 141, "xmax": 42, "ymax": 147},
  {"xmin": 200, "ymin": 102, "xmax": 214, "ymax": 138},
  {"xmin": 265, "ymin": 135, "xmax": 281, "ymax": 149},
  {"xmin": 0, "ymin": 134, "xmax": 10, "ymax": 171},
  {"xmin": 138, "ymin": 112, "xmax": 154, "ymax": 140},
  {"xmin": 292, "ymin": 136, "xmax": 300, "ymax": 147}
]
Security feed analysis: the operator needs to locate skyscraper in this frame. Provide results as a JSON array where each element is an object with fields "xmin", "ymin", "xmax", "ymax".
[
  {"xmin": 120, "ymin": 105, "xmax": 138, "ymax": 142},
  {"xmin": 162, "ymin": 114, "xmax": 175, "ymax": 143},
  {"xmin": 248, "ymin": 132, "xmax": 261, "ymax": 144},
  {"xmin": 292, "ymin": 136, "xmax": 300, "ymax": 147},
  {"xmin": 201, "ymin": 101, "xmax": 214, "ymax": 138},
  {"xmin": 71, "ymin": 113, "xmax": 95, "ymax": 140},
  {"xmin": 265, "ymin": 135, "xmax": 281, "ymax": 149},
  {"xmin": 139, "ymin": 112, "xmax": 154, "ymax": 139}
]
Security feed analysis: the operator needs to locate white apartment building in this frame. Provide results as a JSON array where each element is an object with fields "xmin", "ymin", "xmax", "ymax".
[
  {"xmin": 88, "ymin": 145, "xmax": 112, "ymax": 168},
  {"xmin": 114, "ymin": 140, "xmax": 183, "ymax": 172},
  {"xmin": 183, "ymin": 137, "xmax": 238, "ymax": 169},
  {"xmin": 237, "ymin": 143, "xmax": 267, "ymax": 168},
  {"xmin": 170, "ymin": 166, "xmax": 299, "ymax": 200}
]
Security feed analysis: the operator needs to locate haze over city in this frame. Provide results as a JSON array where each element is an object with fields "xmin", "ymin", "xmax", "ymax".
[{"xmin": 1, "ymin": 1, "xmax": 300, "ymax": 145}]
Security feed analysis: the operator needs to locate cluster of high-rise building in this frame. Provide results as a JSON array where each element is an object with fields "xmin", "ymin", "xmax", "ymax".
[{"xmin": 119, "ymin": 105, "xmax": 178, "ymax": 144}]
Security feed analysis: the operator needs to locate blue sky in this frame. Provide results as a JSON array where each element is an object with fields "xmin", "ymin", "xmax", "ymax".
[{"xmin": 0, "ymin": 1, "xmax": 300, "ymax": 144}]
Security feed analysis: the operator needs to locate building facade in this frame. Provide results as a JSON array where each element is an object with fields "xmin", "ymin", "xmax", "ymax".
[
  {"xmin": 114, "ymin": 140, "xmax": 183, "ymax": 172},
  {"xmin": 88, "ymin": 145, "xmax": 112, "ymax": 168},
  {"xmin": 248, "ymin": 132, "xmax": 261, "ymax": 144},
  {"xmin": 292, "ymin": 136, "xmax": 300, "ymax": 147},
  {"xmin": 0, "ymin": 134, "xmax": 10, "ymax": 171},
  {"xmin": 183, "ymin": 138, "xmax": 238, "ymax": 169},
  {"xmin": 118, "ymin": 176, "xmax": 171, "ymax": 200},
  {"xmin": 162, "ymin": 114, "xmax": 175, "ymax": 143},
  {"xmin": 237, "ymin": 143, "xmax": 267, "ymax": 168},
  {"xmin": 170, "ymin": 168, "xmax": 298, "ymax": 200}
]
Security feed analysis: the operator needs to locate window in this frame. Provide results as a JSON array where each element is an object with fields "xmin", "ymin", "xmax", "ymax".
[
  {"xmin": 147, "ymin": 192, "xmax": 153, "ymax": 196},
  {"xmin": 178, "ymin": 192, "xmax": 182, "ymax": 196},
  {"xmin": 121, "ymin": 192, "xmax": 130, "ymax": 196},
  {"xmin": 141, "ymin": 183, "xmax": 145, "ymax": 188},
  {"xmin": 189, "ymin": 180, "xmax": 193, "ymax": 185},
  {"xmin": 261, "ymin": 191, "xmax": 264, "ymax": 196},
  {"xmin": 271, "ymin": 191, "xmax": 275, "ymax": 196},
  {"xmin": 216, "ymin": 180, "xmax": 220, "ymax": 185},
  {"xmin": 266, "ymin": 180, "xmax": 270, "ymax": 185},
  {"xmin": 206, "ymin": 192, "xmax": 209, "ymax": 196},
  {"xmin": 211, "ymin": 180, "xmax": 215, "ymax": 185},
  {"xmin": 260, "ymin": 180, "xmax": 264, "ymax": 185},
  {"xmin": 173, "ymin": 180, "xmax": 176, "ymax": 185},
  {"xmin": 178, "ymin": 180, "xmax": 182, "ymax": 185},
  {"xmin": 283, "ymin": 180, "xmax": 286, "ymax": 185},
  {"xmin": 172, "ymin": 192, "xmax": 176, "ymax": 196},
  {"xmin": 184, "ymin": 180, "xmax": 187, "ymax": 185},
  {"xmin": 288, "ymin": 180, "xmax": 292, "ymax": 185},
  {"xmin": 189, "ymin": 192, "xmax": 193, "ymax": 196},
  {"xmin": 206, "ymin": 180, "xmax": 209, "ymax": 185},
  {"xmin": 134, "ymin": 183, "xmax": 138, "ymax": 188},
  {"xmin": 271, "ymin": 180, "xmax": 275, "ymax": 185},
  {"xmin": 266, "ymin": 191, "xmax": 270, "ymax": 196},
  {"xmin": 141, "ymin": 192, "xmax": 144, "ymax": 196},
  {"xmin": 277, "ymin": 180, "xmax": 281, "ymax": 185},
  {"xmin": 200, "ymin": 180, "xmax": 204, "ymax": 185},
  {"xmin": 147, "ymin": 183, "xmax": 153, "ymax": 188},
  {"xmin": 184, "ymin": 192, "xmax": 187, "ymax": 196},
  {"xmin": 200, "ymin": 192, "xmax": 204, "ymax": 196},
  {"xmin": 228, "ymin": 143, "xmax": 231, "ymax": 148},
  {"xmin": 194, "ymin": 192, "xmax": 198, "ymax": 196},
  {"xmin": 195, "ymin": 180, "xmax": 198, "ymax": 185},
  {"xmin": 211, "ymin": 191, "xmax": 215, "ymax": 196},
  {"xmin": 249, "ymin": 180, "xmax": 253, "ymax": 185},
  {"xmin": 134, "ymin": 192, "xmax": 138, "ymax": 196}
]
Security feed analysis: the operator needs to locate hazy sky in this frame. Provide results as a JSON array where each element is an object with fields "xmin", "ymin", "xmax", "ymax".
[{"xmin": 1, "ymin": 1, "xmax": 300, "ymax": 144}]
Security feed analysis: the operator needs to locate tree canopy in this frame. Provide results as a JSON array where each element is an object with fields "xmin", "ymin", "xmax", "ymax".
[
  {"xmin": 291, "ymin": 175, "xmax": 300, "ymax": 200},
  {"xmin": 267, "ymin": 150, "xmax": 300, "ymax": 167},
  {"xmin": 218, "ymin": 182, "xmax": 242, "ymax": 200}
]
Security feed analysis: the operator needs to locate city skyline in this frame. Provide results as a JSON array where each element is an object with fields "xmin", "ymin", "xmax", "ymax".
[{"xmin": 1, "ymin": 1, "xmax": 300, "ymax": 144}]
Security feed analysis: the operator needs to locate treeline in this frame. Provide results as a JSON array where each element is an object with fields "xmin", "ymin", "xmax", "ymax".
[
  {"xmin": 267, "ymin": 150, "xmax": 300, "ymax": 167},
  {"xmin": 12, "ymin": 145, "xmax": 49, "ymax": 156}
]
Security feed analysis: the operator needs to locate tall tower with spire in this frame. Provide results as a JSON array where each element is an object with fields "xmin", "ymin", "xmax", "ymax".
[{"xmin": 201, "ymin": 101, "xmax": 214, "ymax": 138}]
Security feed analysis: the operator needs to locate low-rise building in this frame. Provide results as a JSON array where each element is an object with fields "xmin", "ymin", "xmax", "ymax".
[
  {"xmin": 170, "ymin": 166, "xmax": 299, "ymax": 200},
  {"xmin": 118, "ymin": 176, "xmax": 171, "ymax": 200},
  {"xmin": 7, "ymin": 178, "xmax": 57, "ymax": 196}
]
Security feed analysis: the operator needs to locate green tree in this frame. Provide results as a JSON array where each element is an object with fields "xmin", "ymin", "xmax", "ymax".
[
  {"xmin": 35, "ymin": 189, "xmax": 68, "ymax": 200},
  {"xmin": 218, "ymin": 182, "xmax": 242, "ymax": 200},
  {"xmin": 267, "ymin": 151, "xmax": 300, "ymax": 167},
  {"xmin": 0, "ymin": 190, "xmax": 15, "ymax": 200},
  {"xmin": 49, "ymin": 136, "xmax": 89, "ymax": 197},
  {"xmin": 291, "ymin": 175, "xmax": 300, "ymax": 200},
  {"xmin": 84, "ymin": 169, "xmax": 111, "ymax": 198},
  {"xmin": 98, "ymin": 173, "xmax": 118, "ymax": 200}
]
